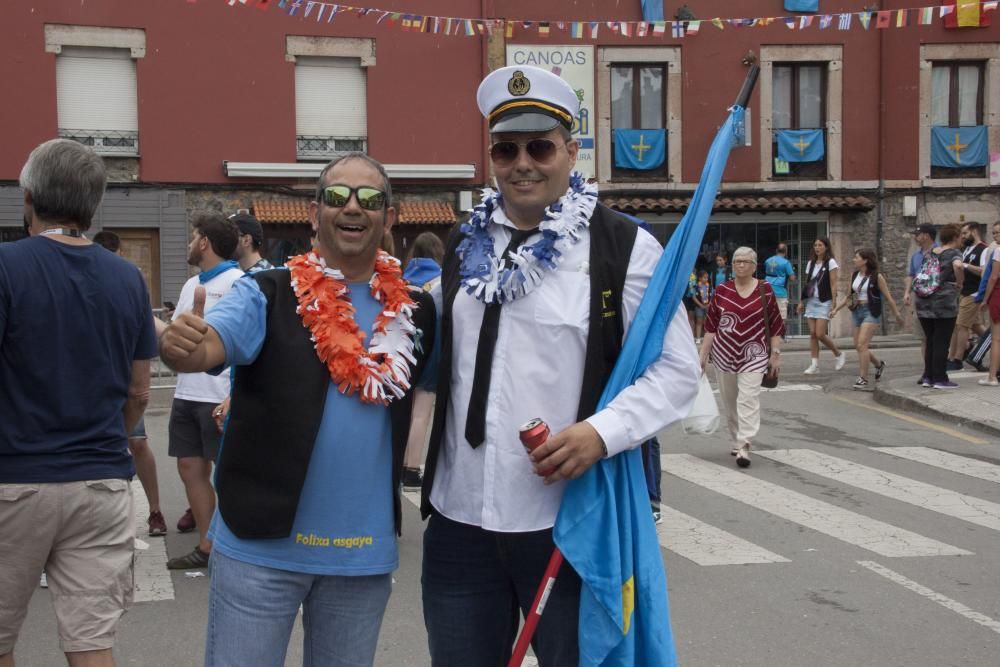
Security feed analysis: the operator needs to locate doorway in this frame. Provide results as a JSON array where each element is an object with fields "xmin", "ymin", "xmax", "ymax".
[{"xmin": 106, "ymin": 228, "xmax": 161, "ymax": 308}]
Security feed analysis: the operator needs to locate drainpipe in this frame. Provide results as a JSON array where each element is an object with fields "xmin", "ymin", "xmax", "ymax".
[
  {"xmin": 480, "ymin": 0, "xmax": 494, "ymax": 190},
  {"xmin": 876, "ymin": 0, "xmax": 886, "ymax": 263}
]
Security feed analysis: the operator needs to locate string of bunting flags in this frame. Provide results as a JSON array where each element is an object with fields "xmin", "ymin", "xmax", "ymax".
[{"xmin": 215, "ymin": 0, "xmax": 997, "ymax": 37}]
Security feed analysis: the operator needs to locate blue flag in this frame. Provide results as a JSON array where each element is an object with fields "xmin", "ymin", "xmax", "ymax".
[
  {"xmin": 776, "ymin": 129, "xmax": 825, "ymax": 162},
  {"xmin": 614, "ymin": 129, "xmax": 666, "ymax": 170},
  {"xmin": 641, "ymin": 0, "xmax": 664, "ymax": 22},
  {"xmin": 784, "ymin": 0, "xmax": 819, "ymax": 11},
  {"xmin": 554, "ymin": 106, "xmax": 745, "ymax": 667},
  {"xmin": 931, "ymin": 126, "xmax": 988, "ymax": 168}
]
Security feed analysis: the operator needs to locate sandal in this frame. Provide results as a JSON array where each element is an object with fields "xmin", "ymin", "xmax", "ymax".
[
  {"xmin": 166, "ymin": 546, "xmax": 210, "ymax": 570},
  {"xmin": 736, "ymin": 444, "xmax": 751, "ymax": 468}
]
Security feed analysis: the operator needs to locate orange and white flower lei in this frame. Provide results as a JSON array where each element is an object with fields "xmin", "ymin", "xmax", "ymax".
[{"xmin": 287, "ymin": 250, "xmax": 418, "ymax": 404}]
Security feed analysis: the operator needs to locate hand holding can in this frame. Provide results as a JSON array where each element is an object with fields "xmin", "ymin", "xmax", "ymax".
[{"xmin": 519, "ymin": 418, "xmax": 554, "ymax": 476}]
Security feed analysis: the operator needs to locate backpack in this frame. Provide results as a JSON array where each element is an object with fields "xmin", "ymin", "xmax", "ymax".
[{"xmin": 913, "ymin": 252, "xmax": 942, "ymax": 297}]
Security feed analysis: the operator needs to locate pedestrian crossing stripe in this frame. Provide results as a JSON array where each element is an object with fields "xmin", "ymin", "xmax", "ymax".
[
  {"xmin": 873, "ymin": 447, "xmax": 1000, "ymax": 485},
  {"xmin": 758, "ymin": 449, "xmax": 1000, "ymax": 532},
  {"xmin": 662, "ymin": 454, "xmax": 971, "ymax": 558},
  {"xmin": 657, "ymin": 507, "xmax": 790, "ymax": 566}
]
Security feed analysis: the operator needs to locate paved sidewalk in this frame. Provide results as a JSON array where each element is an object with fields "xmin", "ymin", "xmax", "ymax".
[
  {"xmin": 874, "ymin": 369, "xmax": 1000, "ymax": 439},
  {"xmin": 782, "ymin": 333, "xmax": 919, "ymax": 352}
]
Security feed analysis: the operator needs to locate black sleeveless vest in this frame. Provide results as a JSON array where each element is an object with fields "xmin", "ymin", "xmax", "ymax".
[
  {"xmin": 419, "ymin": 203, "xmax": 639, "ymax": 519},
  {"xmin": 215, "ymin": 269, "xmax": 436, "ymax": 540}
]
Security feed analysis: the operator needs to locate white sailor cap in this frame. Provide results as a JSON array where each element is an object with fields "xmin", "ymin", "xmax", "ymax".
[{"xmin": 476, "ymin": 65, "xmax": 579, "ymax": 134}]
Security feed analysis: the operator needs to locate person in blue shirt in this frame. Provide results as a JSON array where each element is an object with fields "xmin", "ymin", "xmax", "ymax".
[
  {"xmin": 764, "ymin": 243, "xmax": 797, "ymax": 325},
  {"xmin": 711, "ymin": 253, "xmax": 731, "ymax": 293},
  {"xmin": 160, "ymin": 153, "xmax": 438, "ymax": 667}
]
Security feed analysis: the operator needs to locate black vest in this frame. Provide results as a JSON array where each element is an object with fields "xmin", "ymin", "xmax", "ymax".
[
  {"xmin": 851, "ymin": 270, "xmax": 883, "ymax": 318},
  {"xmin": 803, "ymin": 259, "xmax": 833, "ymax": 302},
  {"xmin": 419, "ymin": 203, "xmax": 639, "ymax": 519},
  {"xmin": 216, "ymin": 269, "xmax": 436, "ymax": 540}
]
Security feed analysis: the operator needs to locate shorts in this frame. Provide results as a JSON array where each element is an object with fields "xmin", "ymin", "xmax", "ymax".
[
  {"xmin": 991, "ymin": 288, "xmax": 1000, "ymax": 324},
  {"xmin": 128, "ymin": 416, "xmax": 146, "ymax": 440},
  {"xmin": 957, "ymin": 294, "xmax": 983, "ymax": 329},
  {"xmin": 851, "ymin": 303, "xmax": 882, "ymax": 327},
  {"xmin": 168, "ymin": 398, "xmax": 221, "ymax": 460},
  {"xmin": 804, "ymin": 296, "xmax": 832, "ymax": 320},
  {"xmin": 776, "ymin": 298, "xmax": 789, "ymax": 321},
  {"xmin": 0, "ymin": 479, "xmax": 134, "ymax": 654},
  {"xmin": 694, "ymin": 307, "xmax": 707, "ymax": 319}
]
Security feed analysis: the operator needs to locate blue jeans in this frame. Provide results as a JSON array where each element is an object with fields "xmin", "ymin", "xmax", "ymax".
[
  {"xmin": 205, "ymin": 550, "xmax": 392, "ymax": 667},
  {"xmin": 421, "ymin": 513, "xmax": 581, "ymax": 667}
]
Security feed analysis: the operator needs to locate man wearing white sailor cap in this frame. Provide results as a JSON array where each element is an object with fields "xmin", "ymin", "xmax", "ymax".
[{"xmin": 419, "ymin": 65, "xmax": 700, "ymax": 665}]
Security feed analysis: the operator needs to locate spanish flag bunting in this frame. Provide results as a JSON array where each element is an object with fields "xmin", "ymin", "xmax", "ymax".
[
  {"xmin": 944, "ymin": 0, "xmax": 992, "ymax": 27},
  {"xmin": 538, "ymin": 21, "xmax": 550, "ymax": 36}
]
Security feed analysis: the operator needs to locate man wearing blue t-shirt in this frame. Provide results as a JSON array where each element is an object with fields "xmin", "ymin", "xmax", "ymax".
[
  {"xmin": 160, "ymin": 153, "xmax": 437, "ymax": 667},
  {"xmin": 0, "ymin": 139, "xmax": 158, "ymax": 667},
  {"xmin": 764, "ymin": 243, "xmax": 797, "ymax": 323}
]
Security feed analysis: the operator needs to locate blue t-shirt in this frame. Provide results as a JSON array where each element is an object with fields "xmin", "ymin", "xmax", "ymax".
[
  {"xmin": 764, "ymin": 255, "xmax": 795, "ymax": 298},
  {"xmin": 205, "ymin": 276, "xmax": 435, "ymax": 575},
  {"xmin": 713, "ymin": 267, "xmax": 729, "ymax": 290},
  {"xmin": 0, "ymin": 237, "xmax": 158, "ymax": 483}
]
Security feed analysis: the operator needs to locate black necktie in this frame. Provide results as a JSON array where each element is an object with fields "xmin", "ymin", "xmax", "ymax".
[{"xmin": 464, "ymin": 228, "xmax": 536, "ymax": 448}]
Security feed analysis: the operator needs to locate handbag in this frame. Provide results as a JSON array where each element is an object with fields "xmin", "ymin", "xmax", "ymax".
[
  {"xmin": 759, "ymin": 282, "xmax": 780, "ymax": 389},
  {"xmin": 681, "ymin": 372, "xmax": 721, "ymax": 435}
]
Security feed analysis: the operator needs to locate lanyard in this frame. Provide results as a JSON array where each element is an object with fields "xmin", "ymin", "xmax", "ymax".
[{"xmin": 39, "ymin": 228, "xmax": 82, "ymax": 238}]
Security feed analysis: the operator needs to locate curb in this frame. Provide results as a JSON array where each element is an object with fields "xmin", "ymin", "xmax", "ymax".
[{"xmin": 872, "ymin": 385, "xmax": 1000, "ymax": 440}]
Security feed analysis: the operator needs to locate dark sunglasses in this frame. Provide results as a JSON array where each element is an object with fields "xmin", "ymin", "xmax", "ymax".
[
  {"xmin": 321, "ymin": 184, "xmax": 387, "ymax": 211},
  {"xmin": 489, "ymin": 138, "xmax": 567, "ymax": 166}
]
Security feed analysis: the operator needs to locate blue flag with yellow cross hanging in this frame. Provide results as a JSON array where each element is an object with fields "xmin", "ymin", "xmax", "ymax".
[
  {"xmin": 614, "ymin": 129, "xmax": 666, "ymax": 170},
  {"xmin": 776, "ymin": 128, "xmax": 825, "ymax": 162},
  {"xmin": 930, "ymin": 126, "xmax": 988, "ymax": 168}
]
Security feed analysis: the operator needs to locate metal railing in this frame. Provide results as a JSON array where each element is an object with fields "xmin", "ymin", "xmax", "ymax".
[
  {"xmin": 151, "ymin": 308, "xmax": 176, "ymax": 389},
  {"xmin": 296, "ymin": 135, "xmax": 366, "ymax": 159},
  {"xmin": 58, "ymin": 128, "xmax": 139, "ymax": 156}
]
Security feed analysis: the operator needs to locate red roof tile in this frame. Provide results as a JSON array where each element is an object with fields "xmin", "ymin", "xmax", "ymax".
[
  {"xmin": 253, "ymin": 199, "xmax": 310, "ymax": 224},
  {"xmin": 602, "ymin": 194, "xmax": 874, "ymax": 214},
  {"xmin": 398, "ymin": 200, "xmax": 457, "ymax": 226}
]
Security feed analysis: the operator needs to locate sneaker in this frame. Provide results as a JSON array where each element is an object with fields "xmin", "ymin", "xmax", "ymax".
[
  {"xmin": 803, "ymin": 361, "xmax": 819, "ymax": 375},
  {"xmin": 176, "ymin": 508, "xmax": 196, "ymax": 533},
  {"xmin": 166, "ymin": 546, "xmax": 210, "ymax": 570},
  {"xmin": 653, "ymin": 511, "xmax": 662, "ymax": 525},
  {"xmin": 932, "ymin": 381, "xmax": 959, "ymax": 390},
  {"xmin": 401, "ymin": 467, "xmax": 423, "ymax": 489},
  {"xmin": 852, "ymin": 377, "xmax": 869, "ymax": 390},
  {"xmin": 946, "ymin": 359, "xmax": 964, "ymax": 372},
  {"xmin": 148, "ymin": 511, "xmax": 167, "ymax": 537},
  {"xmin": 834, "ymin": 352, "xmax": 847, "ymax": 371},
  {"xmin": 875, "ymin": 361, "xmax": 887, "ymax": 382},
  {"xmin": 919, "ymin": 376, "xmax": 932, "ymax": 387},
  {"xmin": 735, "ymin": 444, "xmax": 751, "ymax": 468},
  {"xmin": 978, "ymin": 377, "xmax": 999, "ymax": 387},
  {"xmin": 39, "ymin": 572, "xmax": 48, "ymax": 588}
]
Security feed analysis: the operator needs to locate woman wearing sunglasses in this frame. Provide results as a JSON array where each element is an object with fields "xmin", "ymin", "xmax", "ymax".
[{"xmin": 419, "ymin": 65, "xmax": 700, "ymax": 667}]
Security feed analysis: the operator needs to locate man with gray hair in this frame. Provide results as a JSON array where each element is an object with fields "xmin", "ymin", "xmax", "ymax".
[{"xmin": 0, "ymin": 139, "xmax": 158, "ymax": 667}]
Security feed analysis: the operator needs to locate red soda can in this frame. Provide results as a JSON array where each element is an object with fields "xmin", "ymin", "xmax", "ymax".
[{"xmin": 519, "ymin": 418, "xmax": 553, "ymax": 475}]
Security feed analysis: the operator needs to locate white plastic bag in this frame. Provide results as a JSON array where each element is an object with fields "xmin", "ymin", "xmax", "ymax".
[{"xmin": 681, "ymin": 372, "xmax": 720, "ymax": 435}]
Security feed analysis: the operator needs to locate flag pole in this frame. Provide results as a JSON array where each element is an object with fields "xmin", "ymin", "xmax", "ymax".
[{"xmin": 506, "ymin": 61, "xmax": 761, "ymax": 667}]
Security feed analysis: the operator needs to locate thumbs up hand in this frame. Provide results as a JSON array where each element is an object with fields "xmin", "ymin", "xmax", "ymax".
[{"xmin": 160, "ymin": 286, "xmax": 210, "ymax": 365}]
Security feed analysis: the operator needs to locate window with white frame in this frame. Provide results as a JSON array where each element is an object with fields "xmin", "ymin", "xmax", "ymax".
[
  {"xmin": 772, "ymin": 63, "xmax": 827, "ymax": 178},
  {"xmin": 294, "ymin": 57, "xmax": 367, "ymax": 160},
  {"xmin": 610, "ymin": 64, "xmax": 668, "ymax": 179},
  {"xmin": 56, "ymin": 47, "xmax": 139, "ymax": 156},
  {"xmin": 929, "ymin": 61, "xmax": 987, "ymax": 179}
]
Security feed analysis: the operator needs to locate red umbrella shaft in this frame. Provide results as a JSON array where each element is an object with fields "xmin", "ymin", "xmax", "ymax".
[{"xmin": 507, "ymin": 547, "xmax": 565, "ymax": 667}]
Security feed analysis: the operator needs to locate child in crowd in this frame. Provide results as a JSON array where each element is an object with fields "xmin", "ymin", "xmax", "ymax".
[{"xmin": 693, "ymin": 270, "xmax": 711, "ymax": 341}]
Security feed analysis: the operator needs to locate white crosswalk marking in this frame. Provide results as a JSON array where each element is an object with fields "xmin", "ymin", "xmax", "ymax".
[
  {"xmin": 873, "ymin": 447, "xmax": 1000, "ymax": 485},
  {"xmin": 663, "ymin": 454, "xmax": 971, "ymax": 558},
  {"xmin": 657, "ymin": 507, "xmax": 789, "ymax": 566},
  {"xmin": 757, "ymin": 449, "xmax": 1000, "ymax": 532},
  {"xmin": 857, "ymin": 561, "xmax": 1000, "ymax": 636},
  {"xmin": 131, "ymin": 481, "xmax": 175, "ymax": 602}
]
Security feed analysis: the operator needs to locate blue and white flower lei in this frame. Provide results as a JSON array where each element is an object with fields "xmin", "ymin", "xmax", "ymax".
[{"xmin": 457, "ymin": 172, "xmax": 597, "ymax": 304}]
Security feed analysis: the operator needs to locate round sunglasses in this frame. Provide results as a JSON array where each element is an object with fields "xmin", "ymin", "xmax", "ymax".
[
  {"xmin": 321, "ymin": 184, "xmax": 387, "ymax": 211},
  {"xmin": 489, "ymin": 138, "xmax": 569, "ymax": 167}
]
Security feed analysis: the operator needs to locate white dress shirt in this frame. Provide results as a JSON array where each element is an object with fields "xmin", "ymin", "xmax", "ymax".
[{"xmin": 430, "ymin": 207, "xmax": 701, "ymax": 532}]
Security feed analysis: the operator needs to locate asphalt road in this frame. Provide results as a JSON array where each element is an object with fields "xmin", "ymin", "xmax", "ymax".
[{"xmin": 11, "ymin": 347, "xmax": 1000, "ymax": 666}]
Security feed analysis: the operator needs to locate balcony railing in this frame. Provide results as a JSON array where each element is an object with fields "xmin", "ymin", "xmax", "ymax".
[
  {"xmin": 296, "ymin": 135, "xmax": 366, "ymax": 160},
  {"xmin": 59, "ymin": 129, "xmax": 139, "ymax": 157}
]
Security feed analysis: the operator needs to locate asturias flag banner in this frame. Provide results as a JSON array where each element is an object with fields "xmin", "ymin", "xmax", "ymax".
[
  {"xmin": 554, "ymin": 105, "xmax": 746, "ymax": 667},
  {"xmin": 641, "ymin": 0, "xmax": 664, "ymax": 22},
  {"xmin": 614, "ymin": 129, "xmax": 667, "ymax": 170},
  {"xmin": 931, "ymin": 126, "xmax": 989, "ymax": 167},
  {"xmin": 784, "ymin": 0, "xmax": 819, "ymax": 12},
  {"xmin": 776, "ymin": 128, "xmax": 825, "ymax": 162}
]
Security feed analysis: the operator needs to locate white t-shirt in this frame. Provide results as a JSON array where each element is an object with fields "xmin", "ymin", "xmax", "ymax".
[
  {"xmin": 806, "ymin": 258, "xmax": 839, "ymax": 298},
  {"xmin": 172, "ymin": 267, "xmax": 245, "ymax": 403},
  {"xmin": 852, "ymin": 272, "xmax": 871, "ymax": 304}
]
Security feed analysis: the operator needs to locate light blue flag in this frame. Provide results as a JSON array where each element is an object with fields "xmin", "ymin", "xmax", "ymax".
[
  {"xmin": 554, "ymin": 106, "xmax": 746, "ymax": 667},
  {"xmin": 641, "ymin": 0, "xmax": 664, "ymax": 22},
  {"xmin": 931, "ymin": 126, "xmax": 988, "ymax": 168},
  {"xmin": 776, "ymin": 129, "xmax": 825, "ymax": 162},
  {"xmin": 614, "ymin": 129, "xmax": 666, "ymax": 170},
  {"xmin": 784, "ymin": 0, "xmax": 819, "ymax": 11}
]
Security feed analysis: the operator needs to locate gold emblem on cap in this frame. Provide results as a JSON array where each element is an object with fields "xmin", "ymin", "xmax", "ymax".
[{"xmin": 508, "ymin": 70, "xmax": 530, "ymax": 97}]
